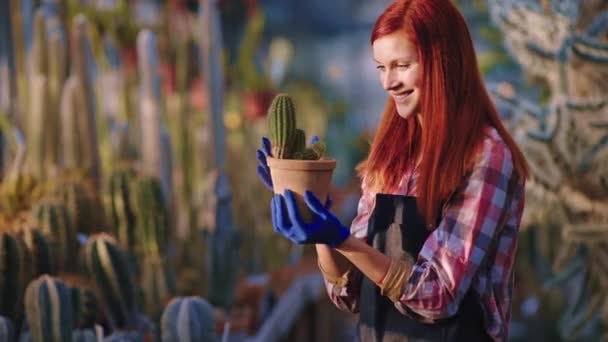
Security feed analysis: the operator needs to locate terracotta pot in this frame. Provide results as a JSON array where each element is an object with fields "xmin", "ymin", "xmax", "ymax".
[{"xmin": 266, "ymin": 157, "xmax": 336, "ymax": 222}]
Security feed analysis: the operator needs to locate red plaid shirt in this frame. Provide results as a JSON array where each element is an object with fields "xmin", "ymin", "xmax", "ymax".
[{"xmin": 324, "ymin": 126, "xmax": 526, "ymax": 341}]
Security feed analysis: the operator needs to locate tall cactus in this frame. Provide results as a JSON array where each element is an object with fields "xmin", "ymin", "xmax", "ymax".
[
  {"xmin": 70, "ymin": 14, "xmax": 101, "ymax": 190},
  {"xmin": 161, "ymin": 297, "xmax": 217, "ymax": 342},
  {"xmin": 24, "ymin": 275, "xmax": 73, "ymax": 342},
  {"xmin": 137, "ymin": 29, "xmax": 172, "ymax": 204},
  {"xmin": 26, "ymin": 8, "xmax": 49, "ymax": 180},
  {"xmin": 84, "ymin": 234, "xmax": 136, "ymax": 330},
  {"xmin": 130, "ymin": 175, "xmax": 169, "ymax": 258},
  {"xmin": 139, "ymin": 255, "xmax": 175, "ymax": 321},
  {"xmin": 267, "ymin": 93, "xmax": 296, "ymax": 158},
  {"xmin": 31, "ymin": 200, "xmax": 78, "ymax": 272},
  {"xmin": 107, "ymin": 167, "xmax": 137, "ymax": 251},
  {"xmin": 55, "ymin": 178, "xmax": 103, "ymax": 234},
  {"xmin": 0, "ymin": 232, "xmax": 27, "ymax": 321}
]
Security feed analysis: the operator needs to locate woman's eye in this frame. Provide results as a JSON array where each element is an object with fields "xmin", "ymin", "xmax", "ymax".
[
  {"xmin": 376, "ymin": 65, "xmax": 385, "ymax": 71},
  {"xmin": 397, "ymin": 64, "xmax": 410, "ymax": 69}
]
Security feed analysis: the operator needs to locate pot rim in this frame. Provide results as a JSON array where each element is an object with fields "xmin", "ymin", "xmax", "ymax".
[{"xmin": 266, "ymin": 156, "xmax": 336, "ymax": 171}]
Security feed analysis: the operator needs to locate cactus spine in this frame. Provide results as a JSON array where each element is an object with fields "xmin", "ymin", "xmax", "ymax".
[
  {"xmin": 24, "ymin": 275, "xmax": 73, "ymax": 342},
  {"xmin": 84, "ymin": 234, "xmax": 136, "ymax": 330},
  {"xmin": 268, "ymin": 93, "xmax": 296, "ymax": 158},
  {"xmin": 161, "ymin": 297, "xmax": 216, "ymax": 342}
]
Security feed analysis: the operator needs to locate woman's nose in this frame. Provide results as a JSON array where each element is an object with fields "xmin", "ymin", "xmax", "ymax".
[{"xmin": 382, "ymin": 69, "xmax": 399, "ymax": 91}]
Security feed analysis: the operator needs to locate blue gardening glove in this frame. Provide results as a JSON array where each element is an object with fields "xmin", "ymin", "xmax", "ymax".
[
  {"xmin": 256, "ymin": 135, "xmax": 321, "ymax": 192},
  {"xmin": 256, "ymin": 137, "xmax": 274, "ymax": 191},
  {"xmin": 271, "ymin": 190, "xmax": 349, "ymax": 247}
]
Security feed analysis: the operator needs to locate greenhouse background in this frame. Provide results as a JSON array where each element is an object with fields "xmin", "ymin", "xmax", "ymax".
[{"xmin": 0, "ymin": 0, "xmax": 607, "ymax": 341}]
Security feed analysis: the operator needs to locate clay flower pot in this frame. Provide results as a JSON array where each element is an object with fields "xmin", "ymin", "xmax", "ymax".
[{"xmin": 267, "ymin": 157, "xmax": 336, "ymax": 222}]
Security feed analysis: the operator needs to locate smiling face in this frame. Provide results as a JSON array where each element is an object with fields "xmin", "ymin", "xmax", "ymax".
[{"xmin": 372, "ymin": 31, "xmax": 421, "ymax": 120}]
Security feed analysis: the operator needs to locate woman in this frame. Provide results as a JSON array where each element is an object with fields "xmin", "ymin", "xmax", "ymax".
[{"xmin": 256, "ymin": 0, "xmax": 528, "ymax": 340}]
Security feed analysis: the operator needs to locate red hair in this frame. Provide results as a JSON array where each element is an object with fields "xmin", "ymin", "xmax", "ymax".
[{"xmin": 357, "ymin": 0, "xmax": 529, "ymax": 227}]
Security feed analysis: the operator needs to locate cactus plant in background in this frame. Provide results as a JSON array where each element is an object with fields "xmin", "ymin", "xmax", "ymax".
[
  {"xmin": 31, "ymin": 200, "xmax": 78, "ymax": 272},
  {"xmin": 130, "ymin": 175, "xmax": 169, "ymax": 258},
  {"xmin": 139, "ymin": 255, "xmax": 175, "ymax": 322},
  {"xmin": 161, "ymin": 297, "xmax": 217, "ymax": 342},
  {"xmin": 17, "ymin": 226, "xmax": 56, "ymax": 278},
  {"xmin": 54, "ymin": 177, "xmax": 104, "ymax": 235},
  {"xmin": 24, "ymin": 275, "xmax": 73, "ymax": 342},
  {"xmin": 137, "ymin": 29, "xmax": 173, "ymax": 204},
  {"xmin": 84, "ymin": 234, "xmax": 136, "ymax": 330},
  {"xmin": 106, "ymin": 167, "xmax": 137, "ymax": 251},
  {"xmin": 0, "ymin": 232, "xmax": 27, "ymax": 321},
  {"xmin": 70, "ymin": 14, "xmax": 101, "ymax": 190},
  {"xmin": 0, "ymin": 315, "xmax": 15, "ymax": 342},
  {"xmin": 70, "ymin": 286, "xmax": 99, "ymax": 330}
]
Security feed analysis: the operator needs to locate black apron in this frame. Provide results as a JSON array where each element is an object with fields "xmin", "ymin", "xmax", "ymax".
[{"xmin": 358, "ymin": 194, "xmax": 492, "ymax": 341}]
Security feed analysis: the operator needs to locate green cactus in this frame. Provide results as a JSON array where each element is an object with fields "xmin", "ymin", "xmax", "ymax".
[
  {"xmin": 0, "ymin": 316, "xmax": 15, "ymax": 342},
  {"xmin": 72, "ymin": 329, "xmax": 97, "ymax": 342},
  {"xmin": 55, "ymin": 179, "xmax": 103, "ymax": 235},
  {"xmin": 107, "ymin": 167, "xmax": 137, "ymax": 251},
  {"xmin": 139, "ymin": 256, "xmax": 175, "ymax": 321},
  {"xmin": 310, "ymin": 140, "xmax": 327, "ymax": 159},
  {"xmin": 70, "ymin": 286, "xmax": 99, "ymax": 330},
  {"xmin": 17, "ymin": 227, "xmax": 56, "ymax": 278},
  {"xmin": 292, "ymin": 129, "xmax": 306, "ymax": 155},
  {"xmin": 268, "ymin": 93, "xmax": 297, "ymax": 158},
  {"xmin": 161, "ymin": 297, "xmax": 217, "ymax": 342},
  {"xmin": 24, "ymin": 275, "xmax": 73, "ymax": 342},
  {"xmin": 31, "ymin": 200, "xmax": 78, "ymax": 272},
  {"xmin": 84, "ymin": 234, "xmax": 136, "ymax": 330},
  {"xmin": 103, "ymin": 332, "xmax": 143, "ymax": 342},
  {"xmin": 0, "ymin": 232, "xmax": 27, "ymax": 321},
  {"xmin": 130, "ymin": 175, "xmax": 168, "ymax": 258}
]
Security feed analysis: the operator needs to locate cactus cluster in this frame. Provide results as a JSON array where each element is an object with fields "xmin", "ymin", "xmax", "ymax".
[
  {"xmin": 24, "ymin": 275, "xmax": 73, "ymax": 342},
  {"xmin": 267, "ymin": 94, "xmax": 327, "ymax": 160},
  {"xmin": 161, "ymin": 297, "xmax": 217, "ymax": 342}
]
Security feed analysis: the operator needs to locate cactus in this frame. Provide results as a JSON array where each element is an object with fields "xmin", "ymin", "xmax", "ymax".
[
  {"xmin": 0, "ymin": 316, "xmax": 15, "ymax": 342},
  {"xmin": 55, "ymin": 179, "xmax": 103, "ymax": 235},
  {"xmin": 107, "ymin": 167, "xmax": 137, "ymax": 251},
  {"xmin": 103, "ymin": 331, "xmax": 143, "ymax": 342},
  {"xmin": 31, "ymin": 200, "xmax": 78, "ymax": 272},
  {"xmin": 17, "ymin": 227, "xmax": 56, "ymax": 277},
  {"xmin": 0, "ymin": 232, "xmax": 27, "ymax": 321},
  {"xmin": 71, "ymin": 14, "xmax": 101, "ymax": 190},
  {"xmin": 161, "ymin": 297, "xmax": 217, "ymax": 342},
  {"xmin": 292, "ymin": 129, "xmax": 306, "ymax": 155},
  {"xmin": 139, "ymin": 255, "xmax": 175, "ymax": 320},
  {"xmin": 0, "ymin": 174, "xmax": 40, "ymax": 215},
  {"xmin": 24, "ymin": 275, "xmax": 73, "ymax": 342},
  {"xmin": 130, "ymin": 175, "xmax": 168, "ymax": 258},
  {"xmin": 267, "ymin": 93, "xmax": 297, "ymax": 158},
  {"xmin": 84, "ymin": 234, "xmax": 136, "ymax": 330},
  {"xmin": 72, "ymin": 329, "xmax": 97, "ymax": 342},
  {"xmin": 70, "ymin": 286, "xmax": 99, "ymax": 330}
]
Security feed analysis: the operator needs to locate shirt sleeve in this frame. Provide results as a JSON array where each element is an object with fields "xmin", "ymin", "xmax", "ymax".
[
  {"xmin": 395, "ymin": 139, "xmax": 525, "ymax": 319},
  {"xmin": 322, "ymin": 186, "xmax": 375, "ymax": 313}
]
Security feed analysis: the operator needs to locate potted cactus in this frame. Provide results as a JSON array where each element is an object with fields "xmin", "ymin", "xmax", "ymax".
[{"xmin": 265, "ymin": 93, "xmax": 336, "ymax": 222}]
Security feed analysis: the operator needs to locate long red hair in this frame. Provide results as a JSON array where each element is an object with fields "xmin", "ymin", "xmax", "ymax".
[{"xmin": 357, "ymin": 0, "xmax": 529, "ymax": 226}]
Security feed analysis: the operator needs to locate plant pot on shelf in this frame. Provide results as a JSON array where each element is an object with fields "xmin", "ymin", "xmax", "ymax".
[{"xmin": 266, "ymin": 157, "xmax": 336, "ymax": 223}]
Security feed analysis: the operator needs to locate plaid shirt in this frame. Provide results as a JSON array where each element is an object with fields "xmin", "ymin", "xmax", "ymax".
[{"xmin": 324, "ymin": 126, "xmax": 526, "ymax": 341}]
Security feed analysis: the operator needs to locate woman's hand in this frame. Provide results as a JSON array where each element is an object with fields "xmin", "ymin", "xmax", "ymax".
[{"xmin": 271, "ymin": 190, "xmax": 348, "ymax": 247}]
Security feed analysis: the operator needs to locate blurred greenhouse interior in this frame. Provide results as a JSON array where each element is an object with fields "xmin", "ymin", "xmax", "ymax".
[{"xmin": 0, "ymin": 0, "xmax": 607, "ymax": 341}]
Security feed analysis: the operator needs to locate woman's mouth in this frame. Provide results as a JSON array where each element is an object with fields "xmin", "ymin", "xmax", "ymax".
[{"xmin": 393, "ymin": 90, "xmax": 414, "ymax": 103}]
